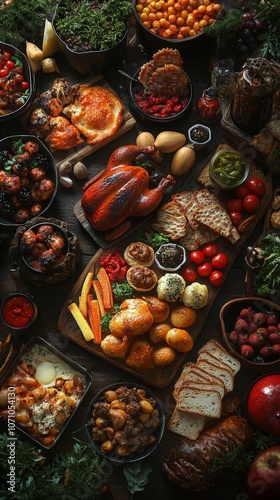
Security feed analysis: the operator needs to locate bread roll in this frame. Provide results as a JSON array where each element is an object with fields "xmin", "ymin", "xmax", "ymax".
[
  {"xmin": 152, "ymin": 346, "xmax": 176, "ymax": 367},
  {"xmin": 148, "ymin": 323, "xmax": 170, "ymax": 344},
  {"xmin": 142, "ymin": 295, "xmax": 170, "ymax": 323},
  {"xmin": 171, "ymin": 305, "xmax": 197, "ymax": 328},
  {"xmin": 166, "ymin": 328, "xmax": 193, "ymax": 353}
]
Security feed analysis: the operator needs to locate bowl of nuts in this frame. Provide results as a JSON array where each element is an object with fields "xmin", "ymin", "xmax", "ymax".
[
  {"xmin": 86, "ymin": 382, "xmax": 165, "ymax": 463},
  {"xmin": 220, "ymin": 297, "xmax": 280, "ymax": 371}
]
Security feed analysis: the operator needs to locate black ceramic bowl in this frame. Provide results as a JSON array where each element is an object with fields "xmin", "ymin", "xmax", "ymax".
[
  {"xmin": 132, "ymin": 0, "xmax": 219, "ymax": 57},
  {"xmin": 20, "ymin": 221, "xmax": 70, "ymax": 275},
  {"xmin": 52, "ymin": 0, "xmax": 129, "ymax": 74},
  {"xmin": 0, "ymin": 336, "xmax": 92, "ymax": 448},
  {"xmin": 129, "ymin": 68, "xmax": 192, "ymax": 126},
  {"xmin": 1, "ymin": 292, "xmax": 37, "ymax": 330},
  {"xmin": 220, "ymin": 297, "xmax": 280, "ymax": 371},
  {"xmin": 0, "ymin": 135, "xmax": 58, "ymax": 228},
  {"xmin": 0, "ymin": 42, "xmax": 34, "ymax": 123},
  {"xmin": 86, "ymin": 382, "xmax": 165, "ymax": 463}
]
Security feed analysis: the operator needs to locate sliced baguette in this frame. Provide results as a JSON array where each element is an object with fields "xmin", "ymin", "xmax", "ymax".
[
  {"xmin": 168, "ymin": 407, "xmax": 207, "ymax": 440},
  {"xmin": 176, "ymin": 387, "xmax": 222, "ymax": 418},
  {"xmin": 198, "ymin": 339, "xmax": 241, "ymax": 375},
  {"xmin": 197, "ymin": 355, "xmax": 234, "ymax": 393}
]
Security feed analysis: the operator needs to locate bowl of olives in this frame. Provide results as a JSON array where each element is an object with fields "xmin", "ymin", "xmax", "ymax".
[{"xmin": 188, "ymin": 124, "xmax": 211, "ymax": 150}]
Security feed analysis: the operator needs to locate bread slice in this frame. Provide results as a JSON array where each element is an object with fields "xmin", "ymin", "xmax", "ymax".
[
  {"xmin": 198, "ymin": 350, "xmax": 234, "ymax": 376},
  {"xmin": 197, "ymin": 355, "xmax": 234, "ymax": 393},
  {"xmin": 176, "ymin": 387, "xmax": 222, "ymax": 418},
  {"xmin": 267, "ymin": 119, "xmax": 280, "ymax": 141},
  {"xmin": 168, "ymin": 407, "xmax": 207, "ymax": 440},
  {"xmin": 177, "ymin": 381, "xmax": 224, "ymax": 400},
  {"xmin": 198, "ymin": 339, "xmax": 241, "ymax": 375}
]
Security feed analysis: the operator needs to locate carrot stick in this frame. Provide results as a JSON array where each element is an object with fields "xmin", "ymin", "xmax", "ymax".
[
  {"xmin": 88, "ymin": 299, "xmax": 102, "ymax": 344},
  {"xmin": 97, "ymin": 267, "xmax": 113, "ymax": 310},
  {"xmin": 92, "ymin": 279, "xmax": 105, "ymax": 317}
]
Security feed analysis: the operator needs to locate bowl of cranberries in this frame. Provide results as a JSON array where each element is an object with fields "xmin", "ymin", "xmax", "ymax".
[
  {"xmin": 220, "ymin": 297, "xmax": 280, "ymax": 371},
  {"xmin": 0, "ymin": 135, "xmax": 58, "ymax": 227},
  {"xmin": 0, "ymin": 42, "xmax": 34, "ymax": 123},
  {"xmin": 129, "ymin": 68, "xmax": 192, "ymax": 126}
]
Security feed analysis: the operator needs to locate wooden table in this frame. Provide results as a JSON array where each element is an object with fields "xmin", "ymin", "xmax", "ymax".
[{"xmin": 0, "ymin": 26, "xmax": 276, "ymax": 500}]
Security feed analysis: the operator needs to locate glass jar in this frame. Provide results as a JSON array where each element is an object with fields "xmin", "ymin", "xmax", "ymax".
[
  {"xmin": 231, "ymin": 58, "xmax": 277, "ymax": 134},
  {"xmin": 196, "ymin": 87, "xmax": 221, "ymax": 123},
  {"xmin": 211, "ymin": 58, "xmax": 236, "ymax": 98}
]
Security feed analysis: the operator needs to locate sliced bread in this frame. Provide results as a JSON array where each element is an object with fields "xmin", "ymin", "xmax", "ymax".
[
  {"xmin": 168, "ymin": 407, "xmax": 207, "ymax": 440},
  {"xmin": 197, "ymin": 355, "xmax": 234, "ymax": 393},
  {"xmin": 176, "ymin": 381, "xmax": 224, "ymax": 400},
  {"xmin": 198, "ymin": 339, "xmax": 241, "ymax": 375},
  {"xmin": 176, "ymin": 387, "xmax": 222, "ymax": 418}
]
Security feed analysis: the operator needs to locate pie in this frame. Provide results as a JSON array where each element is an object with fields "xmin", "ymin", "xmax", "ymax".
[{"xmin": 63, "ymin": 85, "xmax": 124, "ymax": 145}]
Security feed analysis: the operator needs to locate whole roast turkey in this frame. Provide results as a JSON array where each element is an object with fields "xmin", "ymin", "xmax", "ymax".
[{"xmin": 81, "ymin": 144, "xmax": 175, "ymax": 235}]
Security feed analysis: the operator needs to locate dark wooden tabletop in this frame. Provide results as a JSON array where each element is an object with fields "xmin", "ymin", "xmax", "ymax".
[{"xmin": 0, "ymin": 22, "xmax": 277, "ymax": 500}]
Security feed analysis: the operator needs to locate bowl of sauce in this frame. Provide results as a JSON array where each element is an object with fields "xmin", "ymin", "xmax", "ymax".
[
  {"xmin": 1, "ymin": 293, "xmax": 37, "ymax": 330},
  {"xmin": 155, "ymin": 243, "xmax": 186, "ymax": 272}
]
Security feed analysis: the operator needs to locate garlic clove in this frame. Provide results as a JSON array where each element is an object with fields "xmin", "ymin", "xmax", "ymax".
[{"xmin": 60, "ymin": 176, "xmax": 73, "ymax": 188}]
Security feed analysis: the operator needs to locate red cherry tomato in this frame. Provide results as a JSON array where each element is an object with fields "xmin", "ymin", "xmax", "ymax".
[
  {"xmin": 180, "ymin": 264, "xmax": 198, "ymax": 283},
  {"xmin": 5, "ymin": 59, "xmax": 15, "ymax": 70},
  {"xmin": 210, "ymin": 270, "xmax": 224, "ymax": 287},
  {"xmin": 229, "ymin": 211, "xmax": 243, "ymax": 227},
  {"xmin": 211, "ymin": 252, "xmax": 229, "ymax": 269},
  {"xmin": 202, "ymin": 244, "xmax": 218, "ymax": 258},
  {"xmin": 234, "ymin": 185, "xmax": 250, "ymax": 199},
  {"xmin": 197, "ymin": 262, "xmax": 212, "ymax": 277},
  {"xmin": 21, "ymin": 81, "xmax": 30, "ymax": 90},
  {"xmin": 246, "ymin": 177, "xmax": 266, "ymax": 197},
  {"xmin": 189, "ymin": 250, "xmax": 205, "ymax": 265},
  {"xmin": 0, "ymin": 68, "xmax": 8, "ymax": 78},
  {"xmin": 226, "ymin": 198, "xmax": 244, "ymax": 213},
  {"xmin": 243, "ymin": 194, "xmax": 260, "ymax": 213}
]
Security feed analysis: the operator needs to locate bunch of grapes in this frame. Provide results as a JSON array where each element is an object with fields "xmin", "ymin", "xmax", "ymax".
[{"xmin": 235, "ymin": 10, "xmax": 266, "ymax": 57}]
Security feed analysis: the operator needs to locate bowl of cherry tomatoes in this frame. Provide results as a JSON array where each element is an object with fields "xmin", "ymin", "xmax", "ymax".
[
  {"xmin": 132, "ymin": 0, "xmax": 223, "ymax": 56},
  {"xmin": 0, "ymin": 42, "xmax": 34, "ymax": 123}
]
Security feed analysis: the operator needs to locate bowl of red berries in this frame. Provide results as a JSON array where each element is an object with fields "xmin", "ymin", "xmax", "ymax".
[
  {"xmin": 0, "ymin": 42, "xmax": 34, "ymax": 123},
  {"xmin": 129, "ymin": 52, "xmax": 192, "ymax": 126},
  {"xmin": 220, "ymin": 297, "xmax": 280, "ymax": 371}
]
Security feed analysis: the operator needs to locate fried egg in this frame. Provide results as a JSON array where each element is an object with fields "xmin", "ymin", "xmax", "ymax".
[{"xmin": 35, "ymin": 361, "xmax": 57, "ymax": 385}]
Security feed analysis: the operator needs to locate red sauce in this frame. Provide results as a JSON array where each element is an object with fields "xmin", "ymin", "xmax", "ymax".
[{"xmin": 2, "ymin": 295, "xmax": 35, "ymax": 328}]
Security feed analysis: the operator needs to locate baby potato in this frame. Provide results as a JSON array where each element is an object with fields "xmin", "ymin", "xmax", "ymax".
[
  {"xmin": 148, "ymin": 323, "xmax": 171, "ymax": 344},
  {"xmin": 152, "ymin": 346, "xmax": 176, "ymax": 367},
  {"xmin": 166, "ymin": 328, "xmax": 194, "ymax": 353},
  {"xmin": 171, "ymin": 305, "xmax": 197, "ymax": 328}
]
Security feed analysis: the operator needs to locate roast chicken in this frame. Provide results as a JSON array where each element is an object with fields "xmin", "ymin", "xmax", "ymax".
[
  {"xmin": 109, "ymin": 298, "xmax": 154, "ymax": 337},
  {"xmin": 81, "ymin": 144, "xmax": 175, "ymax": 233}
]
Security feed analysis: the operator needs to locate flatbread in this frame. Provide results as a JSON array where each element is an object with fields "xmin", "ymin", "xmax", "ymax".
[{"xmin": 152, "ymin": 200, "xmax": 187, "ymax": 240}]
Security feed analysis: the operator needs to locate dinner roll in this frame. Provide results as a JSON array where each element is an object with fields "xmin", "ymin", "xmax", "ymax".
[
  {"xmin": 142, "ymin": 295, "xmax": 170, "ymax": 323},
  {"xmin": 166, "ymin": 328, "xmax": 194, "ymax": 353},
  {"xmin": 171, "ymin": 305, "xmax": 197, "ymax": 328},
  {"xmin": 153, "ymin": 346, "xmax": 176, "ymax": 367},
  {"xmin": 148, "ymin": 323, "xmax": 171, "ymax": 344}
]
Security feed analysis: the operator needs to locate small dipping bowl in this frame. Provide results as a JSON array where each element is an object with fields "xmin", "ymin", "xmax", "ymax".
[
  {"xmin": 155, "ymin": 243, "xmax": 186, "ymax": 272},
  {"xmin": 1, "ymin": 292, "xmax": 37, "ymax": 330},
  {"xmin": 188, "ymin": 123, "xmax": 211, "ymax": 150}
]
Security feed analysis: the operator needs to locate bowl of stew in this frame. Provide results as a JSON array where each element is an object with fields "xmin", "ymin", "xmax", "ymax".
[
  {"xmin": 0, "ymin": 42, "xmax": 34, "ymax": 122},
  {"xmin": 86, "ymin": 382, "xmax": 165, "ymax": 463}
]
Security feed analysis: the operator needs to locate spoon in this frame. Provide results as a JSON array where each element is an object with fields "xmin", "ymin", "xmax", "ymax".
[{"xmin": 118, "ymin": 69, "xmax": 139, "ymax": 82}]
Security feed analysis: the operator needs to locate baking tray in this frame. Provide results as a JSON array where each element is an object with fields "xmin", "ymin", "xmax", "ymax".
[
  {"xmin": 0, "ymin": 336, "xmax": 92, "ymax": 448},
  {"xmin": 58, "ymin": 153, "xmax": 273, "ymax": 388}
]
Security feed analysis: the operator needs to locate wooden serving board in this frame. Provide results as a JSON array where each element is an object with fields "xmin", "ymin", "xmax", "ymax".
[
  {"xmin": 58, "ymin": 154, "xmax": 273, "ymax": 388},
  {"xmin": 44, "ymin": 74, "xmax": 136, "ymax": 168}
]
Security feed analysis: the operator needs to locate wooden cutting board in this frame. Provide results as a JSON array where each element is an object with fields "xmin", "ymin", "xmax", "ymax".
[{"xmin": 49, "ymin": 74, "xmax": 136, "ymax": 168}]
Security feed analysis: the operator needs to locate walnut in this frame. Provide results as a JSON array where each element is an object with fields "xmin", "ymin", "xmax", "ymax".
[
  {"xmin": 272, "ymin": 194, "xmax": 280, "ymax": 210},
  {"xmin": 270, "ymin": 211, "xmax": 280, "ymax": 228}
]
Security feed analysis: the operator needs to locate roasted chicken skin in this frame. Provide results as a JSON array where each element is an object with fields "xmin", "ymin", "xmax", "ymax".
[
  {"xmin": 81, "ymin": 144, "xmax": 175, "ymax": 232},
  {"xmin": 109, "ymin": 298, "xmax": 154, "ymax": 337}
]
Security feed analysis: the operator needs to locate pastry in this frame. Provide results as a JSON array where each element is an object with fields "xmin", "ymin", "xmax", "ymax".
[
  {"xmin": 126, "ymin": 266, "xmax": 157, "ymax": 292},
  {"xmin": 124, "ymin": 241, "xmax": 154, "ymax": 267}
]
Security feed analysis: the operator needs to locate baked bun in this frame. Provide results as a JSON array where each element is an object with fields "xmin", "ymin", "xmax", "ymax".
[
  {"xmin": 142, "ymin": 295, "xmax": 170, "ymax": 323},
  {"xmin": 126, "ymin": 266, "xmax": 157, "ymax": 292},
  {"xmin": 124, "ymin": 242, "xmax": 155, "ymax": 267}
]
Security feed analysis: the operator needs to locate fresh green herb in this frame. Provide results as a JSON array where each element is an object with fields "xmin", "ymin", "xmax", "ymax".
[
  {"xmin": 123, "ymin": 462, "xmax": 153, "ymax": 497},
  {"xmin": 203, "ymin": 9, "xmax": 243, "ymax": 44},
  {"xmin": 254, "ymin": 431, "xmax": 280, "ymax": 452},
  {"xmin": 135, "ymin": 230, "xmax": 170, "ymax": 251},
  {"xmin": 211, "ymin": 444, "xmax": 254, "ymax": 483},
  {"xmin": 0, "ymin": 434, "xmax": 108, "ymax": 500},
  {"xmin": 100, "ymin": 305, "xmax": 120, "ymax": 333},
  {"xmin": 0, "ymin": 0, "xmax": 58, "ymax": 49},
  {"xmin": 112, "ymin": 282, "xmax": 138, "ymax": 302},
  {"xmin": 54, "ymin": 0, "xmax": 132, "ymax": 51},
  {"xmin": 253, "ymin": 232, "xmax": 280, "ymax": 298}
]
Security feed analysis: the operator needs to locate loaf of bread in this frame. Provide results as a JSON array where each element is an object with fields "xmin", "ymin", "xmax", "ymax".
[{"xmin": 162, "ymin": 416, "xmax": 253, "ymax": 494}]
